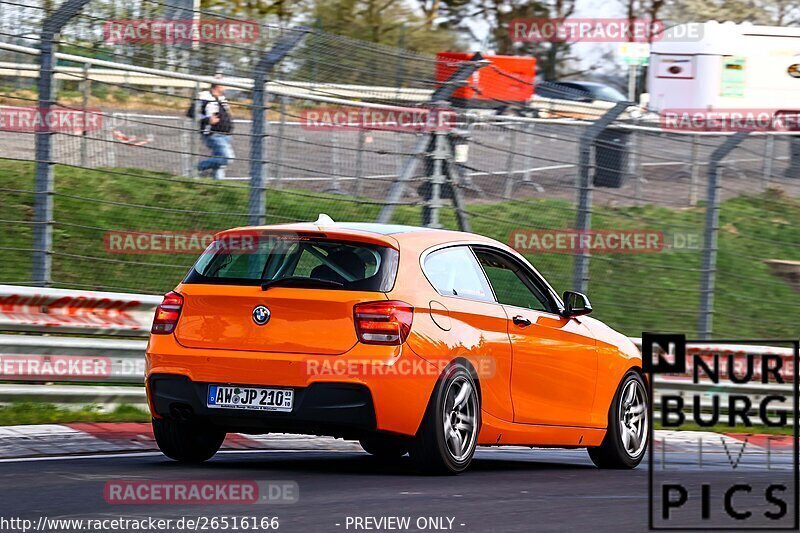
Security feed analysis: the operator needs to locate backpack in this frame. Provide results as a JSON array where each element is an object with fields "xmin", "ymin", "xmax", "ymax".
[
  {"xmin": 186, "ymin": 96, "xmax": 234, "ymax": 134},
  {"xmin": 185, "ymin": 98, "xmax": 206, "ymax": 119}
]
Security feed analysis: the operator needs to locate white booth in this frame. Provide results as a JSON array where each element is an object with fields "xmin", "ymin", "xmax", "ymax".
[{"xmin": 648, "ymin": 21, "xmax": 800, "ymax": 112}]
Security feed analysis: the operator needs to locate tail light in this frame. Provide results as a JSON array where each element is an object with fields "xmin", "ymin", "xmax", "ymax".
[
  {"xmin": 151, "ymin": 291, "xmax": 183, "ymax": 334},
  {"xmin": 354, "ymin": 300, "xmax": 413, "ymax": 345}
]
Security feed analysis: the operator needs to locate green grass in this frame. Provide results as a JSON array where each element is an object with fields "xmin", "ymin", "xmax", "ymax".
[
  {"xmin": 1, "ymin": 159, "xmax": 799, "ymax": 338},
  {"xmin": 0, "ymin": 402, "xmax": 150, "ymax": 425}
]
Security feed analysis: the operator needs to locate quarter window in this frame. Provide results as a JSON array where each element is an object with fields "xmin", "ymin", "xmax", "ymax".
[{"xmin": 423, "ymin": 246, "xmax": 494, "ymax": 302}]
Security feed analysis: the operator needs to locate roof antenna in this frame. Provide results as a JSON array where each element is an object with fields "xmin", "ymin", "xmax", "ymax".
[{"xmin": 314, "ymin": 213, "xmax": 335, "ymax": 227}]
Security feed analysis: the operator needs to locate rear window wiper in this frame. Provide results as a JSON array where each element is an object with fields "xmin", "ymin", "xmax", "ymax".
[{"xmin": 261, "ymin": 276, "xmax": 344, "ymax": 291}]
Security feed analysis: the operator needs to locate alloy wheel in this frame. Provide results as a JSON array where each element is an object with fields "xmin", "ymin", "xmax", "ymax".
[
  {"xmin": 441, "ymin": 375, "xmax": 478, "ymax": 462},
  {"xmin": 618, "ymin": 378, "xmax": 648, "ymax": 458}
]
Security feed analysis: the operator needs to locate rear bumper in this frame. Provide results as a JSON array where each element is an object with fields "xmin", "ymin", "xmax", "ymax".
[
  {"xmin": 149, "ymin": 374, "xmax": 376, "ymax": 437},
  {"xmin": 145, "ymin": 334, "xmax": 438, "ymax": 436}
]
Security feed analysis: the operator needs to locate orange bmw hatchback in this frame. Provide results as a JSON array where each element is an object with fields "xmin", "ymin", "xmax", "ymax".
[{"xmin": 146, "ymin": 216, "xmax": 648, "ymax": 474}]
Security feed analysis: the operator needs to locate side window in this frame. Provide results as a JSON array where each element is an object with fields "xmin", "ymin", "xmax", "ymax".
[
  {"xmin": 473, "ymin": 249, "xmax": 553, "ymax": 312},
  {"xmin": 423, "ymin": 246, "xmax": 494, "ymax": 302}
]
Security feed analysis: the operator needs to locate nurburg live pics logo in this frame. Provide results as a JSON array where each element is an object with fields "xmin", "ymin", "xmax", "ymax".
[{"xmin": 643, "ymin": 333, "xmax": 799, "ymax": 530}]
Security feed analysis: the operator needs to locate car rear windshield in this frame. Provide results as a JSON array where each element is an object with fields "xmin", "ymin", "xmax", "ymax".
[{"xmin": 184, "ymin": 236, "xmax": 399, "ymax": 292}]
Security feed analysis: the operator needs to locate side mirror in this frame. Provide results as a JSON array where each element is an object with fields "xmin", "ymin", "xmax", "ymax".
[{"xmin": 562, "ymin": 291, "xmax": 592, "ymax": 317}]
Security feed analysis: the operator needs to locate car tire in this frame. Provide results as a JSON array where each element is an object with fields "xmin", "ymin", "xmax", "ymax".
[
  {"xmin": 359, "ymin": 434, "xmax": 409, "ymax": 459},
  {"xmin": 408, "ymin": 363, "xmax": 480, "ymax": 475},
  {"xmin": 588, "ymin": 370, "xmax": 649, "ymax": 469},
  {"xmin": 152, "ymin": 417, "xmax": 226, "ymax": 463}
]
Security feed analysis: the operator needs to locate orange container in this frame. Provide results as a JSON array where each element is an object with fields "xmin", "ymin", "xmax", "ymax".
[{"xmin": 435, "ymin": 52, "xmax": 536, "ymax": 107}]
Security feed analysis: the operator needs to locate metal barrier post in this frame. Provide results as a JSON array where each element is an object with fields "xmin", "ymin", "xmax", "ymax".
[
  {"xmin": 33, "ymin": 0, "xmax": 91, "ymax": 287},
  {"xmin": 697, "ymin": 131, "xmax": 749, "ymax": 339},
  {"xmin": 248, "ymin": 29, "xmax": 307, "ymax": 226},
  {"xmin": 572, "ymin": 102, "xmax": 630, "ymax": 294}
]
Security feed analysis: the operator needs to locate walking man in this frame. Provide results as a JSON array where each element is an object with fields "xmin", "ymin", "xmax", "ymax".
[{"xmin": 196, "ymin": 76, "xmax": 234, "ymax": 179}]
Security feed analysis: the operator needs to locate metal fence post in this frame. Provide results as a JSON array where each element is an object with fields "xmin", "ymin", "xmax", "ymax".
[
  {"xmin": 629, "ymin": 120, "xmax": 642, "ymax": 206},
  {"xmin": 762, "ymin": 134, "xmax": 775, "ymax": 189},
  {"xmin": 327, "ymin": 129, "xmax": 343, "ymax": 193},
  {"xmin": 426, "ymin": 128, "xmax": 447, "ymax": 229},
  {"xmin": 79, "ymin": 62, "xmax": 90, "ymax": 168},
  {"xmin": 697, "ymin": 131, "xmax": 749, "ymax": 339},
  {"xmin": 33, "ymin": 0, "xmax": 91, "ymax": 287},
  {"xmin": 354, "ymin": 127, "xmax": 366, "ymax": 196},
  {"xmin": 189, "ymin": 80, "xmax": 200, "ymax": 178},
  {"xmin": 272, "ymin": 96, "xmax": 287, "ymax": 188},
  {"xmin": 572, "ymin": 102, "xmax": 630, "ymax": 294},
  {"xmin": 248, "ymin": 29, "xmax": 307, "ymax": 226},
  {"xmin": 181, "ymin": 114, "xmax": 191, "ymax": 177},
  {"xmin": 503, "ymin": 126, "xmax": 518, "ymax": 199},
  {"xmin": 689, "ymin": 134, "xmax": 700, "ymax": 206},
  {"xmin": 522, "ymin": 123, "xmax": 535, "ymax": 183}
]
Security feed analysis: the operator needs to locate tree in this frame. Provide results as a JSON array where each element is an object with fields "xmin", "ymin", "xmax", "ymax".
[
  {"xmin": 433, "ymin": 0, "xmax": 582, "ymax": 80},
  {"xmin": 619, "ymin": 0, "xmax": 666, "ymax": 42},
  {"xmin": 307, "ymin": 0, "xmax": 461, "ymax": 54},
  {"xmin": 202, "ymin": 0, "xmax": 307, "ymax": 24}
]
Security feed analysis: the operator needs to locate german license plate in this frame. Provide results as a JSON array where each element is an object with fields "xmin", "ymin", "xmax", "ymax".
[{"xmin": 207, "ymin": 385, "xmax": 293, "ymax": 412}]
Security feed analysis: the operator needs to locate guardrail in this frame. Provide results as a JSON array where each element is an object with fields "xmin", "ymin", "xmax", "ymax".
[
  {"xmin": 0, "ymin": 285, "xmax": 159, "ymax": 337},
  {"xmin": 0, "ymin": 286, "xmax": 795, "ymax": 415},
  {"xmin": 0, "ymin": 57, "xmax": 616, "ymax": 115},
  {"xmin": 0, "ymin": 335, "xmax": 146, "ymax": 383}
]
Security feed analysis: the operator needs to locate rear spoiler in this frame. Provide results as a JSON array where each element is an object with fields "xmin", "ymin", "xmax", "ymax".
[{"xmin": 213, "ymin": 225, "xmax": 400, "ymax": 251}]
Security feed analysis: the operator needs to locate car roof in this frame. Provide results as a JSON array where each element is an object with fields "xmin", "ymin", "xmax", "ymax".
[
  {"xmin": 559, "ymin": 81, "xmax": 604, "ymax": 88},
  {"xmin": 217, "ymin": 219, "xmax": 500, "ymax": 250},
  {"xmin": 322, "ymin": 222, "xmax": 435, "ymax": 235}
]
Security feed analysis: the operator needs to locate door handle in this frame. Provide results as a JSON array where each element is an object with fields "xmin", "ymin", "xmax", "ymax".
[{"xmin": 513, "ymin": 315, "xmax": 532, "ymax": 327}]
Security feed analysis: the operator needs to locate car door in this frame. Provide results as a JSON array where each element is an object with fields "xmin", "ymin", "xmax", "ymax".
[
  {"xmin": 417, "ymin": 245, "xmax": 515, "ymax": 423},
  {"xmin": 472, "ymin": 247, "xmax": 599, "ymax": 428}
]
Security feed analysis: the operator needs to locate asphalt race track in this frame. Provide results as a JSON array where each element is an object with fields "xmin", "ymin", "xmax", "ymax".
[{"xmin": 1, "ymin": 445, "xmax": 796, "ymax": 532}]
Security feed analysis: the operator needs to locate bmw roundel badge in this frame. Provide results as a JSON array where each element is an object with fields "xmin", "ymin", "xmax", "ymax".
[{"xmin": 252, "ymin": 305, "xmax": 271, "ymax": 325}]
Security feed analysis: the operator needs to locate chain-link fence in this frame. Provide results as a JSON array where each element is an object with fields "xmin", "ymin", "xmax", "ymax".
[{"xmin": 1, "ymin": 0, "xmax": 799, "ymax": 341}]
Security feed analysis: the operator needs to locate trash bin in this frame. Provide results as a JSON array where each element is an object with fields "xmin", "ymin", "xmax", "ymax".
[
  {"xmin": 593, "ymin": 127, "xmax": 631, "ymax": 188},
  {"xmin": 786, "ymin": 136, "xmax": 800, "ymax": 179}
]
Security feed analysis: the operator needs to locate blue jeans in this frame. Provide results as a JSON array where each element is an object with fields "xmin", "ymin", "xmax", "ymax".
[{"xmin": 198, "ymin": 133, "xmax": 233, "ymax": 178}]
